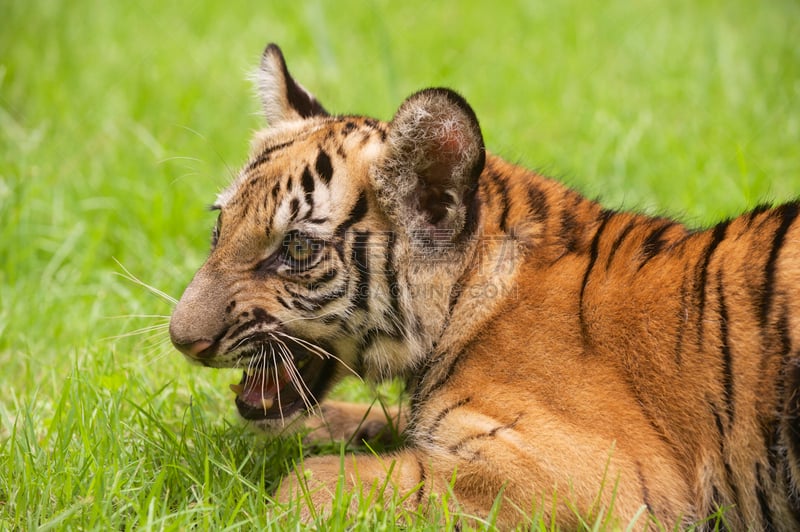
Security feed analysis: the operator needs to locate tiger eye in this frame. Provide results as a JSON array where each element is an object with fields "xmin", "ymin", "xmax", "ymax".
[{"xmin": 285, "ymin": 233, "xmax": 314, "ymax": 262}]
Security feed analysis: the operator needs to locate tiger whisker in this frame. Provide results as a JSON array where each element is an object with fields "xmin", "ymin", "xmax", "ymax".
[
  {"xmin": 272, "ymin": 330, "xmax": 362, "ymax": 382},
  {"xmin": 143, "ymin": 337, "xmax": 177, "ymax": 365},
  {"xmin": 270, "ymin": 344, "xmax": 285, "ymax": 426},
  {"xmin": 157, "ymin": 155, "xmax": 205, "ymax": 164},
  {"xmin": 277, "ymin": 349, "xmax": 314, "ymax": 415},
  {"xmin": 231, "ymin": 335, "xmax": 255, "ymax": 352},
  {"xmin": 257, "ymin": 344, "xmax": 268, "ymax": 408},
  {"xmin": 104, "ymin": 314, "xmax": 172, "ymax": 320},
  {"xmin": 174, "ymin": 124, "xmax": 237, "ymax": 181},
  {"xmin": 271, "ymin": 338, "xmax": 306, "ymax": 398},
  {"xmin": 113, "ymin": 259, "xmax": 178, "ymax": 305},
  {"xmin": 103, "ymin": 323, "xmax": 170, "ymax": 341},
  {"xmin": 247, "ymin": 349, "xmax": 260, "ymax": 380},
  {"xmin": 273, "ymin": 337, "xmax": 319, "ymax": 415}
]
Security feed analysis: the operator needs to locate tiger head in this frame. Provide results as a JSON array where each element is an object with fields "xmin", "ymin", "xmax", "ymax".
[{"xmin": 169, "ymin": 44, "xmax": 486, "ymax": 431}]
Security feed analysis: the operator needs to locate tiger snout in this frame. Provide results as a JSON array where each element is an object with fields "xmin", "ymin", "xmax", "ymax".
[{"xmin": 169, "ymin": 266, "xmax": 229, "ymax": 364}]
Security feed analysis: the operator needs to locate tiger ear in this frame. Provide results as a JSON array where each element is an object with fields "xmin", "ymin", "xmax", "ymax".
[
  {"xmin": 373, "ymin": 88, "xmax": 485, "ymax": 247},
  {"xmin": 253, "ymin": 43, "xmax": 328, "ymax": 125}
]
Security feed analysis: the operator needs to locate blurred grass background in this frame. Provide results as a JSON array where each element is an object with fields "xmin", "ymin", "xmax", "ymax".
[{"xmin": 1, "ymin": 0, "xmax": 798, "ymax": 529}]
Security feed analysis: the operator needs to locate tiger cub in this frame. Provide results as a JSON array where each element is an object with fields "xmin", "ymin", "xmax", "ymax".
[{"xmin": 169, "ymin": 43, "xmax": 800, "ymax": 529}]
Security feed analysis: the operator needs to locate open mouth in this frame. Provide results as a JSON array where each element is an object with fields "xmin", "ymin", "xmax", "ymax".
[{"xmin": 229, "ymin": 339, "xmax": 338, "ymax": 421}]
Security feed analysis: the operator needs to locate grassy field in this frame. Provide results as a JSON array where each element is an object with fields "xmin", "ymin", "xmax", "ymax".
[{"xmin": 1, "ymin": 0, "xmax": 799, "ymax": 529}]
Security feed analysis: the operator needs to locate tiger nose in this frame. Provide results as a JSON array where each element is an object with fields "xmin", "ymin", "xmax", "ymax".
[{"xmin": 171, "ymin": 338, "xmax": 214, "ymax": 360}]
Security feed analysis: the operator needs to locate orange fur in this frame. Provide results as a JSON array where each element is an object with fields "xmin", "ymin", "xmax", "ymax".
[{"xmin": 170, "ymin": 44, "xmax": 800, "ymax": 529}]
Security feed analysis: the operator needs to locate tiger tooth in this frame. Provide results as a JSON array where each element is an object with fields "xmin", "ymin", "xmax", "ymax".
[
  {"xmin": 229, "ymin": 383, "xmax": 244, "ymax": 394},
  {"xmin": 261, "ymin": 398, "xmax": 274, "ymax": 411}
]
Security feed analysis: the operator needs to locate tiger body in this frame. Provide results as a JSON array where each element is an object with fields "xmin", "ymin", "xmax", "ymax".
[{"xmin": 169, "ymin": 44, "xmax": 800, "ymax": 528}]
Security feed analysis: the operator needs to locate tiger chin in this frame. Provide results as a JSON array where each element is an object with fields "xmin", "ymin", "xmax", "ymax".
[{"xmin": 169, "ymin": 43, "xmax": 800, "ymax": 529}]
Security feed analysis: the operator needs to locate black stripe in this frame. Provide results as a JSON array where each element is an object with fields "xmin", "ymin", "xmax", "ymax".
[
  {"xmin": 579, "ymin": 210, "xmax": 614, "ymax": 343},
  {"xmin": 245, "ymin": 140, "xmax": 295, "ymax": 171},
  {"xmin": 297, "ymin": 286, "xmax": 347, "ymax": 311},
  {"xmin": 448, "ymin": 282, "xmax": 463, "ymax": 316},
  {"xmin": 341, "ymin": 121, "xmax": 357, "ymax": 136},
  {"xmin": 745, "ymin": 203, "xmax": 772, "ymax": 226},
  {"xmin": 414, "ymin": 353, "xmax": 470, "ymax": 411},
  {"xmin": 759, "ymin": 202, "xmax": 799, "ymax": 328},
  {"xmin": 636, "ymin": 462, "xmax": 655, "ymax": 515},
  {"xmin": 307, "ymin": 268, "xmax": 338, "ymax": 290},
  {"xmin": 251, "ymin": 307, "xmax": 275, "ymax": 323},
  {"xmin": 414, "ymin": 456, "xmax": 427, "ymax": 506},
  {"xmin": 426, "ymin": 397, "xmax": 472, "ymax": 436},
  {"xmin": 755, "ymin": 463, "xmax": 776, "ymax": 531},
  {"xmin": 489, "ymin": 171, "xmax": 511, "ymax": 232},
  {"xmin": 320, "ymin": 314, "xmax": 338, "ymax": 325},
  {"xmin": 462, "ymin": 178, "xmax": 481, "ymax": 241},
  {"xmin": 674, "ymin": 265, "xmax": 691, "ymax": 367},
  {"xmin": 713, "ymin": 408, "xmax": 742, "ymax": 507},
  {"xmin": 696, "ymin": 221, "xmax": 729, "ymax": 344},
  {"xmin": 713, "ymin": 405, "xmax": 727, "ymax": 440},
  {"xmin": 385, "ymin": 231, "xmax": 402, "ymax": 319},
  {"xmin": 704, "ymin": 485, "xmax": 731, "ymax": 532},
  {"xmin": 605, "ymin": 219, "xmax": 636, "ymax": 270},
  {"xmin": 785, "ymin": 352, "xmax": 800, "ymax": 466},
  {"xmin": 710, "ymin": 483, "xmax": 724, "ymax": 514},
  {"xmin": 351, "ymin": 231, "xmax": 370, "ymax": 311},
  {"xmin": 314, "ymin": 149, "xmax": 334, "ymax": 185},
  {"xmin": 788, "ymin": 458, "xmax": 800, "ymax": 523},
  {"xmin": 777, "ymin": 302, "xmax": 792, "ymax": 359},
  {"xmin": 300, "ymin": 165, "xmax": 315, "ymax": 194},
  {"xmin": 448, "ymin": 414, "xmax": 521, "ymax": 454},
  {"xmin": 716, "ymin": 272, "xmax": 735, "ymax": 427},
  {"xmin": 227, "ymin": 309, "xmax": 279, "ymax": 340},
  {"xmin": 289, "ymin": 198, "xmax": 300, "ymax": 221},
  {"xmin": 291, "ymin": 297, "xmax": 316, "ymax": 312},
  {"xmin": 359, "ymin": 327, "xmax": 385, "ymax": 350},
  {"xmin": 763, "ymin": 303, "xmax": 790, "ymax": 488},
  {"xmin": 527, "ymin": 185, "xmax": 549, "ymax": 224},
  {"xmin": 277, "ymin": 296, "xmax": 292, "ymax": 310},
  {"xmin": 559, "ymin": 209, "xmax": 580, "ymax": 253},
  {"xmin": 352, "ymin": 332, "xmax": 370, "ymax": 375},
  {"xmin": 361, "ymin": 118, "xmax": 387, "ymax": 142},
  {"xmin": 335, "ymin": 191, "xmax": 369, "ymax": 236},
  {"xmin": 637, "ymin": 220, "xmax": 674, "ymax": 270},
  {"xmin": 331, "ymin": 239, "xmax": 346, "ymax": 264},
  {"xmin": 762, "ymin": 418, "xmax": 780, "ymax": 485}
]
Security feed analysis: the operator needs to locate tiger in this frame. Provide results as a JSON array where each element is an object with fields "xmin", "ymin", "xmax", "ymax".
[{"xmin": 168, "ymin": 43, "xmax": 800, "ymax": 529}]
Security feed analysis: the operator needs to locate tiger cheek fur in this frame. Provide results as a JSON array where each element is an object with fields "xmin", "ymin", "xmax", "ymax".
[{"xmin": 169, "ymin": 43, "xmax": 800, "ymax": 529}]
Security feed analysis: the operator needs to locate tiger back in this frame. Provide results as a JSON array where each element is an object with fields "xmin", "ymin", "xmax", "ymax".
[{"xmin": 169, "ymin": 43, "xmax": 800, "ymax": 529}]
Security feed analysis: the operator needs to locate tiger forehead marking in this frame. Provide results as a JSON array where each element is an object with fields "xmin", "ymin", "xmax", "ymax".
[
  {"xmin": 218, "ymin": 118, "xmax": 384, "ymax": 213},
  {"xmin": 169, "ymin": 43, "xmax": 800, "ymax": 529}
]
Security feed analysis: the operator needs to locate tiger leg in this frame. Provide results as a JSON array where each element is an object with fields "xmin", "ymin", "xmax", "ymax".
[
  {"xmin": 303, "ymin": 400, "xmax": 407, "ymax": 446},
  {"xmin": 275, "ymin": 449, "xmax": 428, "ymax": 521},
  {"xmin": 277, "ymin": 440, "xmax": 679, "ymax": 528}
]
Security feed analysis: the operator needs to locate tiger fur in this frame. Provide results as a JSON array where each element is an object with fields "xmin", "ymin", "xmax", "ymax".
[{"xmin": 169, "ymin": 43, "xmax": 800, "ymax": 529}]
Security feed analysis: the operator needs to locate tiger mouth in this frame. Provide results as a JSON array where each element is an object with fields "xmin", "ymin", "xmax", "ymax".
[{"xmin": 229, "ymin": 341, "xmax": 337, "ymax": 421}]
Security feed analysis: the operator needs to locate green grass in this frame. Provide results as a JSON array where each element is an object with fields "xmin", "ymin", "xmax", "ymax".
[{"xmin": 1, "ymin": 0, "xmax": 798, "ymax": 529}]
